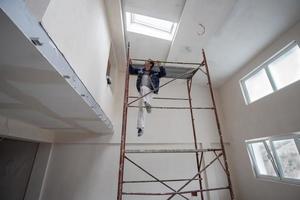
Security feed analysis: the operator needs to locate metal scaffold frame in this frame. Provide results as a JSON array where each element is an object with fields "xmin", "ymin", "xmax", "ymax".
[{"xmin": 117, "ymin": 43, "xmax": 234, "ymax": 200}]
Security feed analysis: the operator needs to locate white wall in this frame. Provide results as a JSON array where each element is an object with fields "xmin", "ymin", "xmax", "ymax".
[
  {"xmin": 41, "ymin": 0, "xmax": 116, "ymax": 121},
  {"xmin": 40, "ymin": 143, "xmax": 119, "ymax": 200},
  {"xmin": 219, "ymin": 21, "xmax": 300, "ymax": 200},
  {"xmin": 17, "ymin": 1, "xmax": 300, "ymax": 199},
  {"xmin": 39, "ymin": 74, "xmax": 231, "ymax": 200},
  {"xmin": 61, "ymin": 77, "xmax": 228, "ymax": 145},
  {"xmin": 29, "ymin": 1, "xmax": 231, "ymax": 199},
  {"xmin": 0, "ymin": 114, "xmax": 54, "ymax": 143},
  {"xmin": 40, "ymin": 143, "xmax": 200, "ymax": 200},
  {"xmin": 40, "ymin": 143, "xmax": 230, "ymax": 200},
  {"xmin": 25, "ymin": 0, "xmax": 51, "ymax": 21}
]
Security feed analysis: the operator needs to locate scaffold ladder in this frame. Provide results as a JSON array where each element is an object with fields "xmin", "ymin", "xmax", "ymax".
[{"xmin": 117, "ymin": 43, "xmax": 234, "ymax": 200}]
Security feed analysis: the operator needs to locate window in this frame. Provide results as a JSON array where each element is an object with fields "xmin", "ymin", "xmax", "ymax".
[
  {"xmin": 249, "ymin": 142, "xmax": 277, "ymax": 176},
  {"xmin": 126, "ymin": 12, "xmax": 177, "ymax": 41},
  {"xmin": 268, "ymin": 45, "xmax": 300, "ymax": 89},
  {"xmin": 243, "ymin": 68, "xmax": 273, "ymax": 103},
  {"xmin": 273, "ymin": 139, "xmax": 300, "ymax": 179},
  {"xmin": 246, "ymin": 133, "xmax": 300, "ymax": 185},
  {"xmin": 241, "ymin": 41, "xmax": 300, "ymax": 104}
]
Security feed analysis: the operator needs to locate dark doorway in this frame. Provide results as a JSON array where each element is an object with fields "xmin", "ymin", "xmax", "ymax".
[{"xmin": 0, "ymin": 138, "xmax": 39, "ymax": 200}]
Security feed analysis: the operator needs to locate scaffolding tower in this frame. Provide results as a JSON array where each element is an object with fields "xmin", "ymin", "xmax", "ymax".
[{"xmin": 117, "ymin": 44, "xmax": 234, "ymax": 200}]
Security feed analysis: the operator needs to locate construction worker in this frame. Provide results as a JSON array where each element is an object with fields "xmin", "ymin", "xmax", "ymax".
[{"xmin": 129, "ymin": 59, "xmax": 166, "ymax": 136}]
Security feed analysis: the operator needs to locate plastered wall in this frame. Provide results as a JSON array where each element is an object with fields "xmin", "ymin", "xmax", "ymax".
[
  {"xmin": 41, "ymin": 0, "xmax": 116, "ymax": 122},
  {"xmin": 219, "ymin": 22, "xmax": 300, "ymax": 200},
  {"xmin": 39, "ymin": 73, "xmax": 231, "ymax": 200},
  {"xmin": 22, "ymin": 0, "xmax": 231, "ymax": 199}
]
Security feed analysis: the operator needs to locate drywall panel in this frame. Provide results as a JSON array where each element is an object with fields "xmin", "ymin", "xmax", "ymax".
[
  {"xmin": 58, "ymin": 74, "xmax": 227, "ymax": 146},
  {"xmin": 40, "ymin": 80, "xmax": 231, "ymax": 199},
  {"xmin": 219, "ymin": 22, "xmax": 300, "ymax": 200},
  {"xmin": 42, "ymin": 0, "xmax": 115, "ymax": 122},
  {"xmin": 40, "ymin": 144, "xmax": 120, "ymax": 200},
  {"xmin": 0, "ymin": 115, "xmax": 54, "ymax": 143},
  {"xmin": 25, "ymin": 0, "xmax": 50, "ymax": 21},
  {"xmin": 0, "ymin": 1, "xmax": 113, "ymax": 138},
  {"xmin": 41, "ymin": 143, "xmax": 231, "ymax": 200}
]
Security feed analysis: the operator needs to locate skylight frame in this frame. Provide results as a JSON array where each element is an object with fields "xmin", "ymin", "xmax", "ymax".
[
  {"xmin": 130, "ymin": 13, "xmax": 175, "ymax": 34},
  {"xmin": 125, "ymin": 12, "xmax": 178, "ymax": 41}
]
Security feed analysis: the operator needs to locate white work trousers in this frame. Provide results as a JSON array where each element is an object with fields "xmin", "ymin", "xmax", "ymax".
[{"xmin": 137, "ymin": 86, "xmax": 153, "ymax": 129}]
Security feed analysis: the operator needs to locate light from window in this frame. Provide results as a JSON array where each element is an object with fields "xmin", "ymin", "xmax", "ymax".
[
  {"xmin": 126, "ymin": 12, "xmax": 177, "ymax": 41},
  {"xmin": 131, "ymin": 13, "xmax": 174, "ymax": 33},
  {"xmin": 244, "ymin": 68, "xmax": 273, "ymax": 103},
  {"xmin": 241, "ymin": 41, "xmax": 300, "ymax": 104},
  {"xmin": 273, "ymin": 139, "xmax": 300, "ymax": 179},
  {"xmin": 249, "ymin": 142, "xmax": 277, "ymax": 176},
  {"xmin": 268, "ymin": 45, "xmax": 300, "ymax": 89},
  {"xmin": 246, "ymin": 133, "xmax": 300, "ymax": 185}
]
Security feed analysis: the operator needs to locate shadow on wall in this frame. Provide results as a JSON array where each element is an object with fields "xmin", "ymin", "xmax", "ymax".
[{"xmin": 0, "ymin": 139, "xmax": 39, "ymax": 200}]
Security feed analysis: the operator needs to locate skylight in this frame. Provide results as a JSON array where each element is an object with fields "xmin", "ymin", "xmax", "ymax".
[{"xmin": 126, "ymin": 12, "xmax": 177, "ymax": 41}]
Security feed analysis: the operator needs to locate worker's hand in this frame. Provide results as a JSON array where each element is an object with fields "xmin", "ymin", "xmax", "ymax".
[{"xmin": 129, "ymin": 59, "xmax": 132, "ymax": 65}]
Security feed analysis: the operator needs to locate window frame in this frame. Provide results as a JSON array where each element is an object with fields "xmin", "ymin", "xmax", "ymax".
[
  {"xmin": 130, "ymin": 13, "xmax": 175, "ymax": 34},
  {"xmin": 125, "ymin": 12, "xmax": 177, "ymax": 41},
  {"xmin": 269, "ymin": 134, "xmax": 300, "ymax": 185},
  {"xmin": 240, "ymin": 41, "xmax": 300, "ymax": 104},
  {"xmin": 246, "ymin": 139, "xmax": 280, "ymax": 180},
  {"xmin": 246, "ymin": 133, "xmax": 300, "ymax": 185}
]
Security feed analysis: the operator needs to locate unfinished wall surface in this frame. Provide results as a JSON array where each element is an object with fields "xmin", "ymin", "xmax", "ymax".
[
  {"xmin": 219, "ymin": 22, "xmax": 300, "ymax": 200},
  {"xmin": 59, "ymin": 76, "xmax": 228, "ymax": 145},
  {"xmin": 8, "ymin": 1, "xmax": 300, "ymax": 199},
  {"xmin": 41, "ymin": 143, "xmax": 230, "ymax": 200},
  {"xmin": 41, "ymin": 0, "xmax": 116, "ymax": 122},
  {"xmin": 0, "ymin": 115, "xmax": 54, "ymax": 143},
  {"xmin": 39, "ymin": 75, "xmax": 231, "ymax": 200},
  {"xmin": 25, "ymin": 1, "xmax": 232, "ymax": 199},
  {"xmin": 25, "ymin": 0, "xmax": 51, "ymax": 21}
]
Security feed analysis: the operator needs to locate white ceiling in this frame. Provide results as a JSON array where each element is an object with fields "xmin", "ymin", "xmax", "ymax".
[
  {"xmin": 123, "ymin": 0, "xmax": 300, "ymax": 86},
  {"xmin": 124, "ymin": 0, "xmax": 185, "ymax": 62},
  {"xmin": 0, "ymin": 9, "xmax": 111, "ymax": 135}
]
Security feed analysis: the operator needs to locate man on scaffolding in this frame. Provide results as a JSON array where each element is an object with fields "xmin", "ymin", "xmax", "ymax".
[{"xmin": 129, "ymin": 59, "xmax": 166, "ymax": 136}]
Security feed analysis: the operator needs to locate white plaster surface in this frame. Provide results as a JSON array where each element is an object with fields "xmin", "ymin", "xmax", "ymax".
[
  {"xmin": 219, "ymin": 22, "xmax": 300, "ymax": 200},
  {"xmin": 8, "ymin": 1, "xmax": 300, "ymax": 200},
  {"xmin": 41, "ymin": 143, "xmax": 230, "ymax": 200},
  {"xmin": 42, "ymin": 0, "xmax": 115, "ymax": 123}
]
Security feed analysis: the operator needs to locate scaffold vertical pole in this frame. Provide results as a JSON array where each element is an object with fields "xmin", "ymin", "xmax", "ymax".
[
  {"xmin": 117, "ymin": 43, "xmax": 131, "ymax": 200},
  {"xmin": 187, "ymin": 79, "xmax": 204, "ymax": 200},
  {"xmin": 202, "ymin": 49, "xmax": 234, "ymax": 200}
]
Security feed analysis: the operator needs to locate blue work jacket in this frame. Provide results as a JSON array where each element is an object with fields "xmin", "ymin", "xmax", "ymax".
[{"xmin": 129, "ymin": 64, "xmax": 166, "ymax": 94}]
